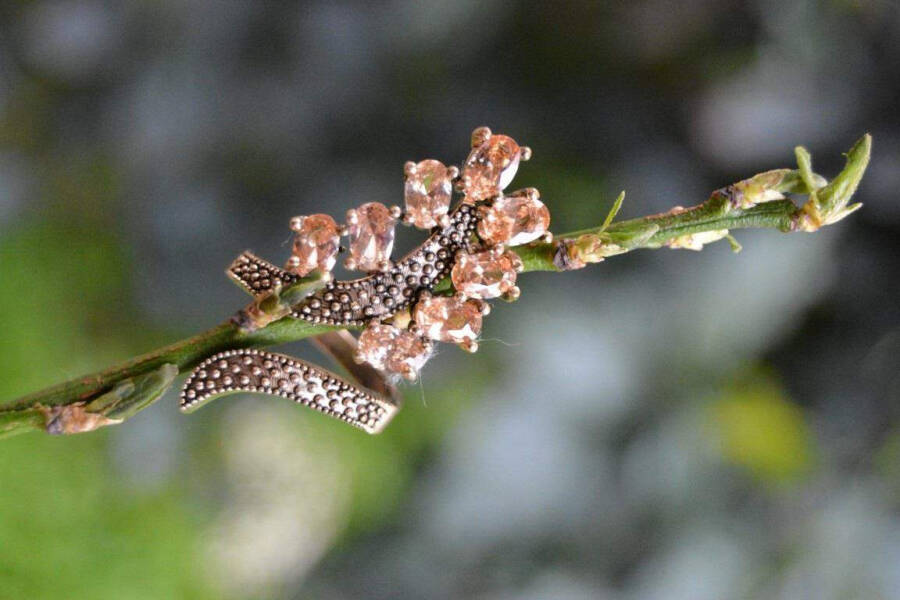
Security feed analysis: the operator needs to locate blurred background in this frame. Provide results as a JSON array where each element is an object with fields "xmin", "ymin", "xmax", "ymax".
[{"xmin": 1, "ymin": 1, "xmax": 899, "ymax": 598}]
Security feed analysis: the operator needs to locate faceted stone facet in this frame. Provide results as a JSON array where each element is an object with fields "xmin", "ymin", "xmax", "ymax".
[
  {"xmin": 451, "ymin": 248, "xmax": 520, "ymax": 299},
  {"xmin": 385, "ymin": 330, "xmax": 432, "ymax": 380},
  {"xmin": 289, "ymin": 214, "xmax": 341, "ymax": 276},
  {"xmin": 461, "ymin": 134, "xmax": 521, "ymax": 200},
  {"xmin": 477, "ymin": 189, "xmax": 550, "ymax": 246},
  {"xmin": 347, "ymin": 202, "xmax": 397, "ymax": 271},
  {"xmin": 357, "ymin": 323, "xmax": 400, "ymax": 370},
  {"xmin": 404, "ymin": 159, "xmax": 453, "ymax": 229},
  {"xmin": 413, "ymin": 295, "xmax": 483, "ymax": 344}
]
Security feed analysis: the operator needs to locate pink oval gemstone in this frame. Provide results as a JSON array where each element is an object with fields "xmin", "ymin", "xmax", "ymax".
[
  {"xmin": 404, "ymin": 159, "xmax": 452, "ymax": 229},
  {"xmin": 357, "ymin": 323, "xmax": 400, "ymax": 370},
  {"xmin": 289, "ymin": 214, "xmax": 341, "ymax": 276},
  {"xmin": 348, "ymin": 202, "xmax": 397, "ymax": 271},
  {"xmin": 477, "ymin": 190, "xmax": 550, "ymax": 246},
  {"xmin": 413, "ymin": 295, "xmax": 483, "ymax": 344},
  {"xmin": 385, "ymin": 330, "xmax": 432, "ymax": 380},
  {"xmin": 461, "ymin": 134, "xmax": 521, "ymax": 201},
  {"xmin": 451, "ymin": 248, "xmax": 520, "ymax": 299}
]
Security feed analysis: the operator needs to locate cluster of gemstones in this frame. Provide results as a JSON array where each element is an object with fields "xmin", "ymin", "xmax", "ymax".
[
  {"xmin": 182, "ymin": 127, "xmax": 552, "ymax": 432},
  {"xmin": 285, "ymin": 127, "xmax": 552, "ymax": 382}
]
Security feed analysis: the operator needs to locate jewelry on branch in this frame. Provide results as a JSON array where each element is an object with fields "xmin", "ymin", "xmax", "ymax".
[
  {"xmin": 181, "ymin": 127, "xmax": 551, "ymax": 433},
  {"xmin": 1, "ymin": 131, "xmax": 869, "ymax": 438}
]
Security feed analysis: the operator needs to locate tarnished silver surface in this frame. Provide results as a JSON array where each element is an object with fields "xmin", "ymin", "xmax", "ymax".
[
  {"xmin": 227, "ymin": 251, "xmax": 299, "ymax": 297},
  {"xmin": 180, "ymin": 348, "xmax": 399, "ymax": 434}
]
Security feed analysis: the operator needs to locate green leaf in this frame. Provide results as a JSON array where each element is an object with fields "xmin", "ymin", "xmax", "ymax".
[
  {"xmin": 100, "ymin": 364, "xmax": 179, "ymax": 421},
  {"xmin": 598, "ymin": 191, "xmax": 625, "ymax": 233},
  {"xmin": 794, "ymin": 145, "xmax": 818, "ymax": 195},
  {"xmin": 815, "ymin": 133, "xmax": 871, "ymax": 216}
]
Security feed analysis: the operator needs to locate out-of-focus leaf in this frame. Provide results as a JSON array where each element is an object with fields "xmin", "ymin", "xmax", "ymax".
[
  {"xmin": 0, "ymin": 434, "xmax": 214, "ymax": 599},
  {"xmin": 710, "ymin": 374, "xmax": 814, "ymax": 486}
]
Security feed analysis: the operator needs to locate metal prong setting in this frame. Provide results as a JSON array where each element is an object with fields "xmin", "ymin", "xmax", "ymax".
[
  {"xmin": 471, "ymin": 126, "xmax": 492, "ymax": 148},
  {"xmin": 522, "ymin": 187, "xmax": 540, "ymax": 201},
  {"xmin": 285, "ymin": 255, "xmax": 301, "ymax": 271},
  {"xmin": 503, "ymin": 286, "xmax": 521, "ymax": 302}
]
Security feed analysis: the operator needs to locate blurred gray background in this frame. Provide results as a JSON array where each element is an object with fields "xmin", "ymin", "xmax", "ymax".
[{"xmin": 1, "ymin": 1, "xmax": 900, "ymax": 599}]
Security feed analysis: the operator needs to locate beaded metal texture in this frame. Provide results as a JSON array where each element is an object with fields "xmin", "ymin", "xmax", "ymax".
[
  {"xmin": 228, "ymin": 252, "xmax": 299, "ymax": 297},
  {"xmin": 181, "ymin": 348, "xmax": 396, "ymax": 434},
  {"xmin": 180, "ymin": 127, "xmax": 549, "ymax": 434}
]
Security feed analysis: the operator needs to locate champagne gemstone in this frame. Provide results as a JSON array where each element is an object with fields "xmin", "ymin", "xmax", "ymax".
[
  {"xmin": 348, "ymin": 202, "xmax": 397, "ymax": 271},
  {"xmin": 404, "ymin": 159, "xmax": 452, "ymax": 229},
  {"xmin": 413, "ymin": 295, "xmax": 483, "ymax": 344},
  {"xmin": 477, "ymin": 190, "xmax": 550, "ymax": 246},
  {"xmin": 289, "ymin": 214, "xmax": 341, "ymax": 276},
  {"xmin": 451, "ymin": 248, "xmax": 520, "ymax": 299},
  {"xmin": 357, "ymin": 323, "xmax": 401, "ymax": 370},
  {"xmin": 385, "ymin": 330, "xmax": 432, "ymax": 380},
  {"xmin": 461, "ymin": 134, "xmax": 521, "ymax": 201}
]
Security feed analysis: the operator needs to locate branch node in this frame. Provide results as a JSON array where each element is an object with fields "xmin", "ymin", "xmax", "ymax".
[{"xmin": 38, "ymin": 403, "xmax": 123, "ymax": 435}]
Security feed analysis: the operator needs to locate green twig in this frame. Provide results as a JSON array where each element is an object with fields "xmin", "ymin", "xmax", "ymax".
[{"xmin": 0, "ymin": 135, "xmax": 871, "ymax": 438}]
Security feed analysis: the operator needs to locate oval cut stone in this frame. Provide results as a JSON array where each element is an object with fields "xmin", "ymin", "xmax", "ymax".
[
  {"xmin": 289, "ymin": 214, "xmax": 341, "ymax": 276},
  {"xmin": 461, "ymin": 134, "xmax": 521, "ymax": 201},
  {"xmin": 477, "ymin": 189, "xmax": 550, "ymax": 246},
  {"xmin": 357, "ymin": 323, "xmax": 400, "ymax": 370},
  {"xmin": 404, "ymin": 159, "xmax": 452, "ymax": 229},
  {"xmin": 451, "ymin": 248, "xmax": 520, "ymax": 299},
  {"xmin": 413, "ymin": 295, "xmax": 482, "ymax": 344},
  {"xmin": 347, "ymin": 202, "xmax": 397, "ymax": 271},
  {"xmin": 385, "ymin": 330, "xmax": 432, "ymax": 380}
]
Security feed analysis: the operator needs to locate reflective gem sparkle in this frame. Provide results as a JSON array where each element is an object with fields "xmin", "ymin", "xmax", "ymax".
[
  {"xmin": 413, "ymin": 295, "xmax": 483, "ymax": 344},
  {"xmin": 385, "ymin": 330, "xmax": 432, "ymax": 380},
  {"xmin": 451, "ymin": 248, "xmax": 520, "ymax": 299},
  {"xmin": 461, "ymin": 134, "xmax": 521, "ymax": 201},
  {"xmin": 404, "ymin": 159, "xmax": 453, "ymax": 229},
  {"xmin": 477, "ymin": 189, "xmax": 550, "ymax": 246},
  {"xmin": 289, "ymin": 214, "xmax": 341, "ymax": 276},
  {"xmin": 357, "ymin": 323, "xmax": 401, "ymax": 370},
  {"xmin": 347, "ymin": 202, "xmax": 397, "ymax": 271}
]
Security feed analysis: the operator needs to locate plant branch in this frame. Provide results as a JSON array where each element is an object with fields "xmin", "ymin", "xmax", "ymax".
[{"xmin": 0, "ymin": 135, "xmax": 871, "ymax": 439}]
